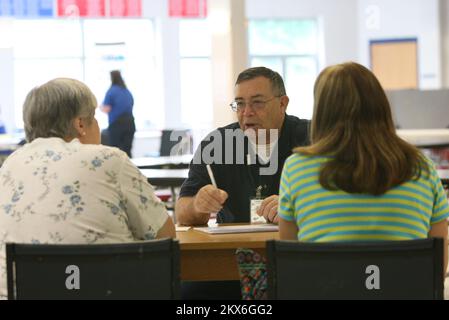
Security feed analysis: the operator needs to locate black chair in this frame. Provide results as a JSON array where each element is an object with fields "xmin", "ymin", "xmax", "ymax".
[
  {"xmin": 101, "ymin": 129, "xmax": 111, "ymax": 146},
  {"xmin": 266, "ymin": 238, "xmax": 444, "ymax": 300},
  {"xmin": 6, "ymin": 239, "xmax": 180, "ymax": 300},
  {"xmin": 160, "ymin": 129, "xmax": 192, "ymax": 157}
]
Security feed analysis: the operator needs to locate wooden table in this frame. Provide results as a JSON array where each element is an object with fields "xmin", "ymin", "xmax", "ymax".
[{"xmin": 176, "ymin": 228, "xmax": 279, "ymax": 281}]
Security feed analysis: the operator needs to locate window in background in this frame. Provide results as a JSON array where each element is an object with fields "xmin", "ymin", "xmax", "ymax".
[
  {"xmin": 12, "ymin": 20, "xmax": 84, "ymax": 129},
  {"xmin": 248, "ymin": 19, "xmax": 321, "ymax": 120},
  {"xmin": 179, "ymin": 19, "xmax": 213, "ymax": 131},
  {"xmin": 83, "ymin": 19, "xmax": 162, "ymax": 131},
  {"xmin": 9, "ymin": 18, "xmax": 161, "ymax": 131}
]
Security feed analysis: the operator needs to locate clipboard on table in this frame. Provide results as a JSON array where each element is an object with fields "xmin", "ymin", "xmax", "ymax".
[{"xmin": 194, "ymin": 224, "xmax": 279, "ymax": 234}]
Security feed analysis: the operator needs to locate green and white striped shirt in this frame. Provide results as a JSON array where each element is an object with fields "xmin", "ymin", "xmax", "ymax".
[{"xmin": 279, "ymin": 153, "xmax": 449, "ymax": 242}]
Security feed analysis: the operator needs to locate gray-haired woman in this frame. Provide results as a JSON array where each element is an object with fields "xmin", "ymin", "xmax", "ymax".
[{"xmin": 0, "ymin": 78, "xmax": 175, "ymax": 298}]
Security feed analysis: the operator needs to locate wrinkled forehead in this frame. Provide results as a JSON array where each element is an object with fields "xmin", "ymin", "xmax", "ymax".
[{"xmin": 234, "ymin": 76, "xmax": 274, "ymax": 100}]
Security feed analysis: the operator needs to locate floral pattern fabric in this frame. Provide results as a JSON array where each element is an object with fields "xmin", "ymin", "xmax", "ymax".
[
  {"xmin": 236, "ymin": 248, "xmax": 268, "ymax": 300},
  {"xmin": 0, "ymin": 137, "xmax": 169, "ymax": 298}
]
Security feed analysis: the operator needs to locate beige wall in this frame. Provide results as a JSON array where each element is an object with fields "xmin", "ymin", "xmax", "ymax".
[{"xmin": 441, "ymin": 0, "xmax": 449, "ymax": 88}]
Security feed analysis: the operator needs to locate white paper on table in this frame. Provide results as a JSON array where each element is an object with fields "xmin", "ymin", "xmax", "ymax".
[
  {"xmin": 176, "ymin": 226, "xmax": 192, "ymax": 232},
  {"xmin": 194, "ymin": 224, "xmax": 278, "ymax": 234}
]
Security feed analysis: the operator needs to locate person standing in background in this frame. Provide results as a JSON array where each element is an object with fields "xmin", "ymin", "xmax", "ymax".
[{"xmin": 101, "ymin": 70, "xmax": 136, "ymax": 158}]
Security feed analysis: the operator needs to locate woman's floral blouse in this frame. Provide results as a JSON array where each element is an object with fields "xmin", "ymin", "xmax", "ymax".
[{"xmin": 0, "ymin": 137, "xmax": 169, "ymax": 297}]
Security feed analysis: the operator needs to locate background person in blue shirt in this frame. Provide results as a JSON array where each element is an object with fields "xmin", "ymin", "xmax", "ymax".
[{"xmin": 101, "ymin": 70, "xmax": 136, "ymax": 157}]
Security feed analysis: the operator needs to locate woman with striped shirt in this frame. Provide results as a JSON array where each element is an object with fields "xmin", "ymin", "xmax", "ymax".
[{"xmin": 279, "ymin": 62, "xmax": 449, "ymax": 273}]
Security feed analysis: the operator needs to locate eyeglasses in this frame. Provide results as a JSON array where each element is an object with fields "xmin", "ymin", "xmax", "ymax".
[{"xmin": 229, "ymin": 96, "xmax": 281, "ymax": 112}]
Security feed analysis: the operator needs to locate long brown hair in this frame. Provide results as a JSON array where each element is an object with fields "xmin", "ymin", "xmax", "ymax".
[
  {"xmin": 110, "ymin": 70, "xmax": 127, "ymax": 88},
  {"xmin": 295, "ymin": 62, "xmax": 427, "ymax": 195}
]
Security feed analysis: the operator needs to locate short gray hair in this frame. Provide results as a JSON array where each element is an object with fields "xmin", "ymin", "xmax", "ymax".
[
  {"xmin": 23, "ymin": 78, "xmax": 97, "ymax": 142},
  {"xmin": 236, "ymin": 67, "xmax": 287, "ymax": 96}
]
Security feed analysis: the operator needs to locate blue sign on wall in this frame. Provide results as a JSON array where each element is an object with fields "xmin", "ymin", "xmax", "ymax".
[{"xmin": 0, "ymin": 0, "xmax": 54, "ymax": 17}]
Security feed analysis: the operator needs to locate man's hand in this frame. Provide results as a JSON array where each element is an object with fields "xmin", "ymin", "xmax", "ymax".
[
  {"xmin": 193, "ymin": 185, "xmax": 229, "ymax": 214},
  {"xmin": 257, "ymin": 195, "xmax": 279, "ymax": 224}
]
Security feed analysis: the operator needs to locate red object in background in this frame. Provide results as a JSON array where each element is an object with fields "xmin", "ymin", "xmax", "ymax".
[
  {"xmin": 57, "ymin": 0, "xmax": 105, "ymax": 17},
  {"xmin": 110, "ymin": 0, "xmax": 141, "ymax": 17},
  {"xmin": 155, "ymin": 190, "xmax": 172, "ymax": 203},
  {"xmin": 424, "ymin": 147, "xmax": 449, "ymax": 170},
  {"xmin": 57, "ymin": 0, "xmax": 142, "ymax": 17},
  {"xmin": 156, "ymin": 194, "xmax": 172, "ymax": 202},
  {"xmin": 435, "ymin": 148, "xmax": 449, "ymax": 169},
  {"xmin": 169, "ymin": 0, "xmax": 207, "ymax": 18}
]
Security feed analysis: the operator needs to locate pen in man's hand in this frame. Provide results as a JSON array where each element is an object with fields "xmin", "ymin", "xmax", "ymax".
[
  {"xmin": 207, "ymin": 164, "xmax": 234, "ymax": 222},
  {"xmin": 206, "ymin": 164, "xmax": 217, "ymax": 188}
]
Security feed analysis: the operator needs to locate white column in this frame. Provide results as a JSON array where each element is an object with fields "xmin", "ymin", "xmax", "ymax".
[
  {"xmin": 159, "ymin": 18, "xmax": 182, "ymax": 128},
  {"xmin": 230, "ymin": 0, "xmax": 249, "ymax": 83},
  {"xmin": 142, "ymin": 0, "xmax": 183, "ymax": 128},
  {"xmin": 209, "ymin": 0, "xmax": 248, "ymax": 128},
  {"xmin": 441, "ymin": 0, "xmax": 449, "ymax": 88}
]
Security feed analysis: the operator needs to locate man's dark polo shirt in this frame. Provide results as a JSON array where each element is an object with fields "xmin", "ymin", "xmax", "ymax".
[{"xmin": 179, "ymin": 114, "xmax": 310, "ymax": 223}]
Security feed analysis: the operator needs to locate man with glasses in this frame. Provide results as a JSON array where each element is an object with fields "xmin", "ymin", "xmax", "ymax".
[
  {"xmin": 176, "ymin": 66, "xmax": 309, "ymax": 300},
  {"xmin": 176, "ymin": 67, "xmax": 310, "ymax": 227}
]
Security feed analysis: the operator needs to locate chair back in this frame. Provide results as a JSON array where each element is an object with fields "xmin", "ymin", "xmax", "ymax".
[
  {"xmin": 7, "ymin": 239, "xmax": 180, "ymax": 300},
  {"xmin": 100, "ymin": 129, "xmax": 110, "ymax": 146},
  {"xmin": 160, "ymin": 129, "xmax": 192, "ymax": 156},
  {"xmin": 266, "ymin": 238, "xmax": 444, "ymax": 300}
]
